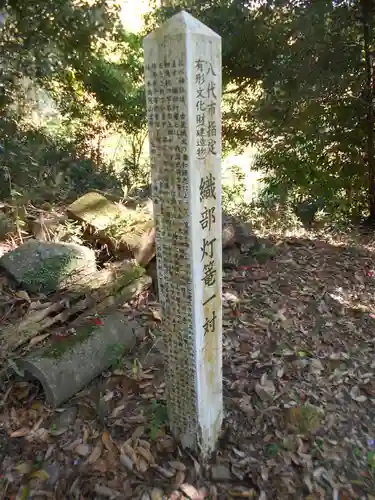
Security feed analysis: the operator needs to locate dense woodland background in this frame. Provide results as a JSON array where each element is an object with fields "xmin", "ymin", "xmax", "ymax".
[{"xmin": 1, "ymin": 0, "xmax": 374, "ymax": 234}]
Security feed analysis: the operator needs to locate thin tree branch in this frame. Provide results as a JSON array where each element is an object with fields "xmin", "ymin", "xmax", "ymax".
[{"xmin": 223, "ymin": 80, "xmax": 251, "ymax": 95}]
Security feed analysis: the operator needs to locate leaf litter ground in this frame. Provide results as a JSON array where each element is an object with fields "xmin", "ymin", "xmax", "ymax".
[{"xmin": 1, "ymin": 232, "xmax": 375, "ymax": 499}]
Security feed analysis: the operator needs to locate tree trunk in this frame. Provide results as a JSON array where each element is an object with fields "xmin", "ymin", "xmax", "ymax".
[{"xmin": 361, "ymin": 0, "xmax": 375, "ymax": 219}]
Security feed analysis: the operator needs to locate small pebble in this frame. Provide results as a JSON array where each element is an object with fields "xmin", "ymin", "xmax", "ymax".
[{"xmin": 211, "ymin": 464, "xmax": 232, "ymax": 482}]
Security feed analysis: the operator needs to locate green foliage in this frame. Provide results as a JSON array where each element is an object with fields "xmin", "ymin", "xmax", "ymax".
[
  {"xmin": 147, "ymin": 0, "xmax": 375, "ymax": 225},
  {"xmin": 150, "ymin": 399, "xmax": 168, "ymax": 441},
  {"xmin": 0, "ymin": 0, "xmax": 122, "ymax": 80},
  {"xmin": 0, "ymin": 118, "xmax": 123, "ymax": 204},
  {"xmin": 368, "ymin": 450, "xmax": 375, "ymax": 476},
  {"xmin": 83, "ymin": 34, "xmax": 146, "ymax": 133},
  {"xmin": 42, "ymin": 325, "xmax": 94, "ymax": 360},
  {"xmin": 0, "ymin": 213, "xmax": 16, "ymax": 239},
  {"xmin": 222, "ymin": 164, "xmax": 246, "ymax": 213},
  {"xmin": 0, "ymin": 1, "xmax": 148, "ymax": 207},
  {"xmin": 106, "ymin": 343, "xmax": 126, "ymax": 369}
]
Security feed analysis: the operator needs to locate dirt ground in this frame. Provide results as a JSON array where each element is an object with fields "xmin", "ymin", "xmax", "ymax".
[{"xmin": 1, "ymin": 231, "xmax": 375, "ymax": 499}]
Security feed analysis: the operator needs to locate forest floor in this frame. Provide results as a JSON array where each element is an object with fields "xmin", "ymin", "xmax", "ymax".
[{"xmin": 1, "ymin": 229, "xmax": 375, "ymax": 499}]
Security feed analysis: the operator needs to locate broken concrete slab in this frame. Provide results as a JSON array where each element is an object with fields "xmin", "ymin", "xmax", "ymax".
[
  {"xmin": 67, "ymin": 191, "xmax": 126, "ymax": 231},
  {"xmin": 18, "ymin": 312, "xmax": 145, "ymax": 407},
  {"xmin": 0, "ymin": 240, "xmax": 97, "ymax": 294},
  {"xmin": 67, "ymin": 192, "xmax": 154, "ymax": 259},
  {"xmin": 114, "ymin": 215, "xmax": 154, "ymax": 257}
]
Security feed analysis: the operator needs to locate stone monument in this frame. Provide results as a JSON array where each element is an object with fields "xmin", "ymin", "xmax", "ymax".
[{"xmin": 143, "ymin": 11, "xmax": 223, "ymax": 458}]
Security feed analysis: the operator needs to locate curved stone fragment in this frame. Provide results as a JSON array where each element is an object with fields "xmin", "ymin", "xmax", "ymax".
[{"xmin": 18, "ymin": 312, "xmax": 144, "ymax": 407}]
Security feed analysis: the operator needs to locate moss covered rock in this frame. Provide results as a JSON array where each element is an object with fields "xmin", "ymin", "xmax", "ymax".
[
  {"xmin": 67, "ymin": 191, "xmax": 154, "ymax": 260},
  {"xmin": 67, "ymin": 192, "xmax": 126, "ymax": 231},
  {"xmin": 0, "ymin": 240, "xmax": 97, "ymax": 294},
  {"xmin": 18, "ymin": 312, "xmax": 144, "ymax": 406}
]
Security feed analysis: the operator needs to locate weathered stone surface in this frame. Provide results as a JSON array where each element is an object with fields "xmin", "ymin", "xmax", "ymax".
[
  {"xmin": 18, "ymin": 312, "xmax": 145, "ymax": 407},
  {"xmin": 51, "ymin": 406, "xmax": 78, "ymax": 431},
  {"xmin": 67, "ymin": 191, "xmax": 154, "ymax": 259},
  {"xmin": 222, "ymin": 213, "xmax": 258, "ymax": 252},
  {"xmin": 135, "ymin": 209, "xmax": 258, "ymax": 268},
  {"xmin": 67, "ymin": 191, "xmax": 125, "ymax": 231},
  {"xmin": 211, "ymin": 464, "xmax": 232, "ymax": 482},
  {"xmin": 136, "ymin": 227, "xmax": 156, "ymax": 266},
  {"xmin": 115, "ymin": 214, "xmax": 154, "ymax": 257},
  {"xmin": 0, "ymin": 240, "xmax": 97, "ymax": 294}
]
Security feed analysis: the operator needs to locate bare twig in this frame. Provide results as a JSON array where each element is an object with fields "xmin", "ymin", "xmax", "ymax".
[{"xmin": 223, "ymin": 80, "xmax": 251, "ymax": 96}]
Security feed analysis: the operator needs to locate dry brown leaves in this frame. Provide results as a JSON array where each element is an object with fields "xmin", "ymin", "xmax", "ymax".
[{"xmin": 1, "ymin": 232, "xmax": 375, "ymax": 498}]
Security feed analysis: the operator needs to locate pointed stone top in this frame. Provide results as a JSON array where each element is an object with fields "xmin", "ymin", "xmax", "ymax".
[{"xmin": 144, "ymin": 10, "xmax": 220, "ymax": 43}]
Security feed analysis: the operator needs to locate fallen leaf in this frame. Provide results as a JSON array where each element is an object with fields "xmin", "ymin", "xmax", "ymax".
[
  {"xmin": 350, "ymin": 385, "xmax": 367, "ymax": 402},
  {"xmin": 313, "ymin": 467, "xmax": 336, "ymax": 488},
  {"xmin": 286, "ymin": 405, "xmax": 323, "ymax": 435},
  {"xmin": 153, "ymin": 464, "xmax": 175, "ymax": 478},
  {"xmin": 228, "ymin": 488, "xmax": 257, "ymax": 497},
  {"xmin": 95, "ymin": 484, "xmax": 121, "ymax": 498},
  {"xmin": 137, "ymin": 446, "xmax": 155, "ymax": 465},
  {"xmin": 122, "ymin": 442, "xmax": 138, "ymax": 463},
  {"xmin": 102, "ymin": 431, "xmax": 118, "ymax": 457},
  {"xmin": 111, "ymin": 404, "xmax": 126, "ymax": 418},
  {"xmin": 169, "ymin": 491, "xmax": 183, "ymax": 500},
  {"xmin": 150, "ymin": 488, "xmax": 164, "ymax": 500},
  {"xmin": 91, "ymin": 459, "xmax": 109, "ymax": 473},
  {"xmin": 169, "ymin": 460, "xmax": 186, "ymax": 472},
  {"xmin": 18, "ymin": 485, "xmax": 30, "ymax": 500},
  {"xmin": 28, "ymin": 333, "xmax": 50, "ymax": 346},
  {"xmin": 28, "ymin": 300, "xmax": 49, "ymax": 310},
  {"xmin": 255, "ymin": 377, "xmax": 276, "ymax": 401},
  {"xmin": 173, "ymin": 470, "xmax": 185, "ymax": 489},
  {"xmin": 274, "ymin": 307, "xmax": 287, "ymax": 322},
  {"xmin": 10, "ymin": 428, "xmax": 30, "ymax": 438},
  {"xmin": 75, "ymin": 443, "xmax": 91, "ymax": 457},
  {"xmin": 87, "ymin": 441, "xmax": 102, "ymax": 464},
  {"xmin": 120, "ymin": 453, "xmax": 134, "ymax": 472},
  {"xmin": 15, "ymin": 462, "xmax": 32, "ymax": 475},
  {"xmin": 140, "ymin": 493, "xmax": 152, "ymax": 500},
  {"xmin": 29, "ymin": 469, "xmax": 49, "ymax": 481},
  {"xmin": 151, "ymin": 308, "xmax": 162, "ymax": 321},
  {"xmin": 138, "ymin": 457, "xmax": 149, "ymax": 473},
  {"xmin": 15, "ymin": 290, "xmax": 30, "ymax": 302},
  {"xmin": 239, "ymin": 341, "xmax": 253, "ymax": 353},
  {"xmin": 338, "ymin": 489, "xmax": 353, "ymax": 500},
  {"xmin": 309, "ymin": 359, "xmax": 324, "ymax": 374},
  {"xmin": 132, "ymin": 425, "xmax": 145, "ymax": 440},
  {"xmin": 211, "ymin": 463, "xmax": 232, "ymax": 482},
  {"xmin": 179, "ymin": 483, "xmax": 201, "ymax": 499},
  {"xmin": 138, "ymin": 439, "xmax": 151, "ymax": 449}
]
